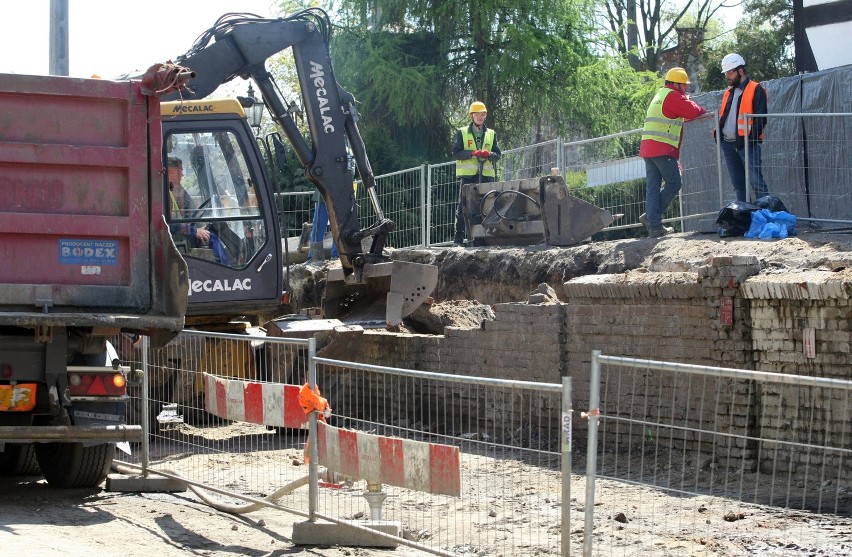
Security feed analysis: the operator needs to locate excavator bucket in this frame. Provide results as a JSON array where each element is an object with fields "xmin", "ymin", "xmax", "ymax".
[
  {"xmin": 324, "ymin": 260, "xmax": 438, "ymax": 327},
  {"xmin": 460, "ymin": 175, "xmax": 615, "ymax": 246}
]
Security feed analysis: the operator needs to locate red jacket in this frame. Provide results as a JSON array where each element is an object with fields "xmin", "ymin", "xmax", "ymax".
[{"xmin": 639, "ymin": 85, "xmax": 707, "ymax": 159}]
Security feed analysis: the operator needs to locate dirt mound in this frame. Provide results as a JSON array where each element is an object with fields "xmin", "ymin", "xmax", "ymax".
[
  {"xmin": 403, "ymin": 299, "xmax": 496, "ymax": 334},
  {"xmin": 285, "ymin": 231, "xmax": 852, "ymax": 312}
]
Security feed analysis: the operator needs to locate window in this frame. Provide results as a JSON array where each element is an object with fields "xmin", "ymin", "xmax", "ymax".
[{"xmin": 165, "ymin": 130, "xmax": 266, "ymax": 268}]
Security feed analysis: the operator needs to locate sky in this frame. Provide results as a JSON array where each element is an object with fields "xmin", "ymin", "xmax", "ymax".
[{"xmin": 0, "ymin": 0, "xmax": 278, "ymax": 97}]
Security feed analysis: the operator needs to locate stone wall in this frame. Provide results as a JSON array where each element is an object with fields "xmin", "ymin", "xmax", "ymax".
[{"xmin": 317, "ymin": 257, "xmax": 851, "ymax": 480}]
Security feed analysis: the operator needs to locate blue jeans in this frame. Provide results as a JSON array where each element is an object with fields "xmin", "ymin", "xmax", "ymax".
[
  {"xmin": 309, "ymin": 201, "xmax": 338, "ymax": 258},
  {"xmin": 721, "ymin": 139, "xmax": 769, "ymax": 202},
  {"xmin": 643, "ymin": 156, "xmax": 681, "ymax": 231}
]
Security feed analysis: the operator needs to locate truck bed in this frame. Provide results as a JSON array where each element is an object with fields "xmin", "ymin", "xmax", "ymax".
[{"xmin": 0, "ymin": 74, "xmax": 186, "ymax": 334}]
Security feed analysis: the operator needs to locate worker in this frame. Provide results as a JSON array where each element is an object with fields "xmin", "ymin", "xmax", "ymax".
[
  {"xmin": 638, "ymin": 67, "xmax": 707, "ymax": 238},
  {"xmin": 167, "ymin": 157, "xmax": 210, "ymax": 248},
  {"xmin": 716, "ymin": 53, "xmax": 770, "ymax": 202},
  {"xmin": 452, "ymin": 101, "xmax": 502, "ymax": 246}
]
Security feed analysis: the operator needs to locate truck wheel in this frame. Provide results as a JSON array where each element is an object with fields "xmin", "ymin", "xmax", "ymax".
[
  {"xmin": 34, "ymin": 442, "xmax": 113, "ymax": 488},
  {"xmin": 0, "ymin": 444, "xmax": 41, "ymax": 476}
]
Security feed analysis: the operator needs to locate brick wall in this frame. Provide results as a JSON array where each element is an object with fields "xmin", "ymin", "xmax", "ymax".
[{"xmin": 318, "ymin": 257, "xmax": 850, "ymax": 480}]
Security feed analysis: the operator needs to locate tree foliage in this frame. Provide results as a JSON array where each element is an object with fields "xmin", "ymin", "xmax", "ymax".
[
  {"xmin": 325, "ymin": 0, "xmax": 598, "ymax": 169},
  {"xmin": 598, "ymin": 0, "xmax": 735, "ymax": 72}
]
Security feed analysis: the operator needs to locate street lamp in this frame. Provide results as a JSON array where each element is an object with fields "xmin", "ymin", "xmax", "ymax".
[{"xmin": 239, "ymin": 83, "xmax": 265, "ymax": 131}]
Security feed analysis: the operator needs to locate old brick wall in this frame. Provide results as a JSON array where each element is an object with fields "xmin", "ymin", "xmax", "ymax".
[
  {"xmin": 318, "ymin": 257, "xmax": 850, "ymax": 480},
  {"xmin": 741, "ymin": 270, "xmax": 852, "ymax": 479}
]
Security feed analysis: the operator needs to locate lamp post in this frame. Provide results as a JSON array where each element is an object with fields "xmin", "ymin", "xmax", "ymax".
[{"xmin": 242, "ymin": 83, "xmax": 265, "ymax": 133}]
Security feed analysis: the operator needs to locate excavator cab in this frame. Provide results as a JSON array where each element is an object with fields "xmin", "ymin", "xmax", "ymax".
[
  {"xmin": 160, "ymin": 98, "xmax": 437, "ymax": 328},
  {"xmin": 162, "ymin": 99, "xmax": 284, "ymax": 325}
]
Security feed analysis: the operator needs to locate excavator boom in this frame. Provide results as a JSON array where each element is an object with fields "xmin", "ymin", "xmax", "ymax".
[{"xmin": 161, "ymin": 10, "xmax": 436, "ymax": 325}]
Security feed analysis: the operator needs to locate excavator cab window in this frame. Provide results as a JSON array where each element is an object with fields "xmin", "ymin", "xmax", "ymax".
[{"xmin": 165, "ymin": 130, "xmax": 266, "ymax": 268}]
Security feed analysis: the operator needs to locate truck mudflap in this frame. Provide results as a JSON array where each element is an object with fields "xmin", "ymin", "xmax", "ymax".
[
  {"xmin": 0, "ymin": 425, "xmax": 143, "ymax": 444},
  {"xmin": 323, "ymin": 260, "xmax": 438, "ymax": 327}
]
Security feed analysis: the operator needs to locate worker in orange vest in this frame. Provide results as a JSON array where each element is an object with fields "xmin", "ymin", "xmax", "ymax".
[{"xmin": 717, "ymin": 53, "xmax": 770, "ymax": 202}]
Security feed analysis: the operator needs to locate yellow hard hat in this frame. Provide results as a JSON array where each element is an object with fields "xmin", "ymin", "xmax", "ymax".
[
  {"xmin": 664, "ymin": 67, "xmax": 690, "ymax": 84},
  {"xmin": 468, "ymin": 101, "xmax": 487, "ymax": 114}
]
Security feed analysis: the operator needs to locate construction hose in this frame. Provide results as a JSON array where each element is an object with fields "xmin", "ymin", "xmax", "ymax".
[{"xmin": 111, "ymin": 460, "xmax": 309, "ymax": 515}]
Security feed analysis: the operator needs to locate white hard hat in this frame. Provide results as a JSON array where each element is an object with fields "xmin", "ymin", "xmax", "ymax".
[{"xmin": 721, "ymin": 53, "xmax": 746, "ymax": 73}]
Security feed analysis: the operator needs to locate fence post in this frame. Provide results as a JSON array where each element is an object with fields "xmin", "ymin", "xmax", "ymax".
[
  {"xmin": 715, "ymin": 112, "xmax": 725, "ymax": 210},
  {"xmin": 421, "ymin": 163, "xmax": 429, "ymax": 247},
  {"xmin": 556, "ymin": 136, "xmax": 564, "ymax": 175},
  {"xmin": 744, "ymin": 113, "xmax": 752, "ymax": 202},
  {"xmin": 141, "ymin": 334, "xmax": 150, "ymax": 474},
  {"xmin": 307, "ymin": 336, "xmax": 319, "ymax": 521},
  {"xmin": 584, "ymin": 350, "xmax": 602, "ymax": 557},
  {"xmin": 562, "ymin": 375, "xmax": 572, "ymax": 557}
]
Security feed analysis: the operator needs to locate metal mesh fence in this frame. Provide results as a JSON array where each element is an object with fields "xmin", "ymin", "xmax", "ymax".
[
  {"xmin": 584, "ymin": 352, "xmax": 852, "ymax": 556},
  {"xmin": 314, "ymin": 358, "xmax": 566, "ymax": 556},
  {"xmin": 274, "ymin": 190, "xmax": 313, "ymax": 239},
  {"xmin": 115, "ymin": 331, "xmax": 314, "ymax": 514},
  {"xmin": 747, "ymin": 113, "xmax": 852, "ymax": 224}
]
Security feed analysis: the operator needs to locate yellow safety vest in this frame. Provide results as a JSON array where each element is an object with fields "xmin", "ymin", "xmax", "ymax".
[
  {"xmin": 456, "ymin": 127, "xmax": 496, "ymax": 177},
  {"xmin": 640, "ymin": 88, "xmax": 683, "ymax": 149}
]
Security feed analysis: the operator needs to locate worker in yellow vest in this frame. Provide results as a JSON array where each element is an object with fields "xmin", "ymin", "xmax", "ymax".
[
  {"xmin": 451, "ymin": 101, "xmax": 502, "ymax": 246},
  {"xmin": 716, "ymin": 53, "xmax": 770, "ymax": 202},
  {"xmin": 638, "ymin": 68, "xmax": 707, "ymax": 238}
]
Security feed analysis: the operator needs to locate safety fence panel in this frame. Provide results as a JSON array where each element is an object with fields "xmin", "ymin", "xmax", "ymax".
[
  {"xmin": 500, "ymin": 138, "xmax": 560, "ymax": 181},
  {"xmin": 274, "ymin": 190, "xmax": 314, "ymax": 239},
  {"xmin": 117, "ymin": 330, "xmax": 574, "ymax": 556},
  {"xmin": 356, "ymin": 165, "xmax": 427, "ymax": 249},
  {"xmin": 427, "ymin": 161, "xmax": 459, "ymax": 246},
  {"xmin": 312, "ymin": 357, "xmax": 568, "ymax": 556},
  {"xmin": 116, "ymin": 330, "xmax": 316, "ymax": 516},
  {"xmin": 583, "ymin": 351, "xmax": 852, "ymax": 556},
  {"xmin": 747, "ymin": 113, "xmax": 852, "ymax": 226}
]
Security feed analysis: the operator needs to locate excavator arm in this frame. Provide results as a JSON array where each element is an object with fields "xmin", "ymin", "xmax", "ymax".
[{"xmin": 162, "ymin": 10, "xmax": 436, "ymax": 325}]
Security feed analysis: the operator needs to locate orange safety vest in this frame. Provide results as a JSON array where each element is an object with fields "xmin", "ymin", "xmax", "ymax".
[{"xmin": 720, "ymin": 81, "xmax": 766, "ymax": 140}]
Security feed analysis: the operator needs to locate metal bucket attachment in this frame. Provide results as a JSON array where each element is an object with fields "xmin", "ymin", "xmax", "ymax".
[
  {"xmin": 460, "ymin": 175, "xmax": 615, "ymax": 246},
  {"xmin": 539, "ymin": 175, "xmax": 616, "ymax": 246},
  {"xmin": 324, "ymin": 260, "xmax": 438, "ymax": 327}
]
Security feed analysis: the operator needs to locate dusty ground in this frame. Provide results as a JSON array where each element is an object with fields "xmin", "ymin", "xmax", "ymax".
[{"xmin": 3, "ymin": 230, "xmax": 852, "ymax": 555}]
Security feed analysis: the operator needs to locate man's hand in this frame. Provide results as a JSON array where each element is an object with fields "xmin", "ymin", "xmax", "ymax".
[
  {"xmin": 471, "ymin": 149, "xmax": 484, "ymax": 158},
  {"xmin": 196, "ymin": 226, "xmax": 211, "ymax": 244}
]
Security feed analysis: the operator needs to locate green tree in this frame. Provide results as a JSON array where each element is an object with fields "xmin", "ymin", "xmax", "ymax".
[
  {"xmin": 326, "ymin": 0, "xmax": 598, "ymax": 170},
  {"xmin": 597, "ymin": 0, "xmax": 734, "ymax": 72}
]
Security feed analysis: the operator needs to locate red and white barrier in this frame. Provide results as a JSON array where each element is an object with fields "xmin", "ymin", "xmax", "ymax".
[
  {"xmin": 203, "ymin": 374, "xmax": 461, "ymax": 496},
  {"xmin": 203, "ymin": 373, "xmax": 307, "ymax": 429},
  {"xmin": 316, "ymin": 422, "xmax": 461, "ymax": 497}
]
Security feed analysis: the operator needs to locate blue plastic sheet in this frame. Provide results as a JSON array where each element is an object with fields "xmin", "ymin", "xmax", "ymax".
[{"xmin": 744, "ymin": 209, "xmax": 797, "ymax": 240}]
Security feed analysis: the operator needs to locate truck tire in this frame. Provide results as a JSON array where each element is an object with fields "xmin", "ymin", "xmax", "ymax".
[
  {"xmin": 34, "ymin": 442, "xmax": 113, "ymax": 488},
  {"xmin": 0, "ymin": 443, "xmax": 41, "ymax": 476}
]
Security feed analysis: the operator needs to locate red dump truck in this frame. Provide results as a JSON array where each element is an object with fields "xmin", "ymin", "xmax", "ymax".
[{"xmin": 0, "ymin": 73, "xmax": 188, "ymax": 487}]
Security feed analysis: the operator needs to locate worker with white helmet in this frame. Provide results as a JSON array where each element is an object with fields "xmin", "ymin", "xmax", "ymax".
[
  {"xmin": 451, "ymin": 101, "xmax": 502, "ymax": 245},
  {"xmin": 716, "ymin": 53, "xmax": 770, "ymax": 202},
  {"xmin": 638, "ymin": 67, "xmax": 707, "ymax": 238}
]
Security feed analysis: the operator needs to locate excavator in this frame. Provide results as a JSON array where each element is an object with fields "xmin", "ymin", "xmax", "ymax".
[
  {"xmin": 119, "ymin": 9, "xmax": 438, "ymax": 427},
  {"xmin": 155, "ymin": 9, "xmax": 437, "ymax": 329}
]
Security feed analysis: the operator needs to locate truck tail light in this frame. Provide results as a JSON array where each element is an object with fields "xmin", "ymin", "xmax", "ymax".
[
  {"xmin": 1, "ymin": 364, "xmax": 11, "ymax": 379},
  {"xmin": 67, "ymin": 372, "xmax": 128, "ymax": 396}
]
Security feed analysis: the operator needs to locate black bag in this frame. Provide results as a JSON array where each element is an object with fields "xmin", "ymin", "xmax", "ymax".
[
  {"xmin": 716, "ymin": 200, "xmax": 758, "ymax": 238},
  {"xmin": 754, "ymin": 195, "xmax": 788, "ymax": 213}
]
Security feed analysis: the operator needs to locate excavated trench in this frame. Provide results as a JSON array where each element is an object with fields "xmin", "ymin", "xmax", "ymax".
[{"xmin": 284, "ymin": 231, "xmax": 852, "ymax": 334}]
